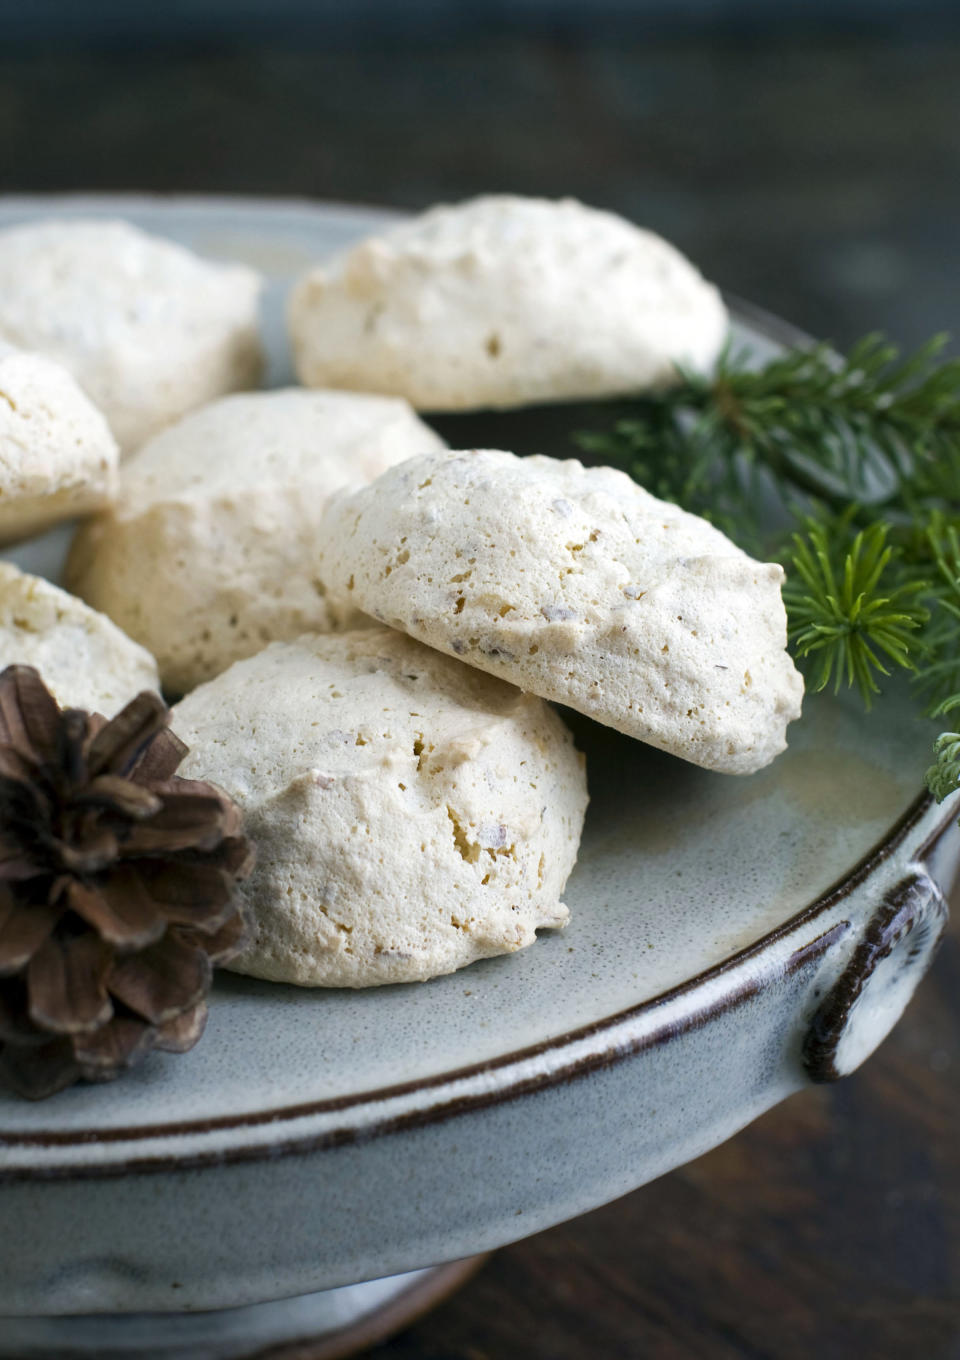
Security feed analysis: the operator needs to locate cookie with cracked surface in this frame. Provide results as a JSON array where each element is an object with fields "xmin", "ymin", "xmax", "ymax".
[
  {"xmin": 317, "ymin": 449, "xmax": 804, "ymax": 775},
  {"xmin": 0, "ymin": 218, "xmax": 262, "ymax": 453},
  {"xmin": 173, "ymin": 629, "xmax": 588, "ymax": 987},
  {"xmin": 0, "ymin": 339, "xmax": 118, "ymax": 544},
  {"xmin": 289, "ymin": 194, "xmax": 727, "ymax": 411},
  {"xmin": 0, "ymin": 561, "xmax": 159, "ymax": 715},
  {"xmin": 65, "ymin": 388, "xmax": 447, "ymax": 694}
]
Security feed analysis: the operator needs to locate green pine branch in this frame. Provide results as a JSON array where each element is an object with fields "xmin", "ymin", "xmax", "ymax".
[
  {"xmin": 575, "ymin": 332, "xmax": 960, "ymax": 808},
  {"xmin": 926, "ymin": 698, "xmax": 960, "ymax": 804},
  {"xmin": 784, "ymin": 518, "xmax": 928, "ymax": 707}
]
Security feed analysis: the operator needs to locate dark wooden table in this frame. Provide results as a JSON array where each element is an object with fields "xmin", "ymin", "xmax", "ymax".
[{"xmin": 1, "ymin": 31, "xmax": 958, "ymax": 1358}]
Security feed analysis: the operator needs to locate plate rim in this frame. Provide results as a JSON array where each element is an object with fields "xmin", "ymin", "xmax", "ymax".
[
  {"xmin": 0, "ymin": 192, "xmax": 945, "ymax": 1169},
  {"xmin": 2, "ymin": 793, "xmax": 953, "ymax": 1186}
]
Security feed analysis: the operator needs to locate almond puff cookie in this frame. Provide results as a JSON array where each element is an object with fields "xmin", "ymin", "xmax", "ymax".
[
  {"xmin": 316, "ymin": 449, "xmax": 804, "ymax": 775},
  {"xmin": 0, "ymin": 218, "xmax": 263, "ymax": 454},
  {"xmin": 65, "ymin": 388, "xmax": 447, "ymax": 694},
  {"xmin": 174, "ymin": 629, "xmax": 588, "ymax": 987},
  {"xmin": 0, "ymin": 339, "xmax": 118, "ymax": 544},
  {"xmin": 0, "ymin": 561, "xmax": 159, "ymax": 715},
  {"xmin": 289, "ymin": 194, "xmax": 727, "ymax": 411}
]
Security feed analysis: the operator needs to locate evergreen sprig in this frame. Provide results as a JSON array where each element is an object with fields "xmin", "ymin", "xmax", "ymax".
[
  {"xmin": 784, "ymin": 518, "xmax": 928, "ymax": 706},
  {"xmin": 926, "ymin": 703, "xmax": 960, "ymax": 804},
  {"xmin": 575, "ymin": 333, "xmax": 960, "ymax": 807}
]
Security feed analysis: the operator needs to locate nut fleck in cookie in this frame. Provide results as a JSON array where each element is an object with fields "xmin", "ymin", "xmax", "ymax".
[
  {"xmin": 318, "ymin": 450, "xmax": 804, "ymax": 775},
  {"xmin": 65, "ymin": 389, "xmax": 447, "ymax": 694},
  {"xmin": 173, "ymin": 629, "xmax": 588, "ymax": 987},
  {"xmin": 289, "ymin": 195, "xmax": 727, "ymax": 411},
  {"xmin": 0, "ymin": 340, "xmax": 118, "ymax": 544},
  {"xmin": 0, "ymin": 218, "xmax": 263, "ymax": 453},
  {"xmin": 0, "ymin": 562, "xmax": 159, "ymax": 715}
]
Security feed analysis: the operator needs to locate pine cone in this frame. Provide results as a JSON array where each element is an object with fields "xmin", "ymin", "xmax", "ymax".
[{"xmin": 0, "ymin": 665, "xmax": 253, "ymax": 1099}]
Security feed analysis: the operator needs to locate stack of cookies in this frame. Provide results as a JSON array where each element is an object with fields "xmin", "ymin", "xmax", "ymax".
[{"xmin": 0, "ymin": 197, "xmax": 803, "ymax": 990}]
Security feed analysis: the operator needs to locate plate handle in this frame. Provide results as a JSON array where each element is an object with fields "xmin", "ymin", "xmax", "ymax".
[{"xmin": 802, "ymin": 868, "xmax": 949, "ymax": 1083}]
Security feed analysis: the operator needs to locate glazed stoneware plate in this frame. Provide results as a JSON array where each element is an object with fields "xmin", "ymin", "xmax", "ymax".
[{"xmin": 0, "ymin": 197, "xmax": 956, "ymax": 1360}]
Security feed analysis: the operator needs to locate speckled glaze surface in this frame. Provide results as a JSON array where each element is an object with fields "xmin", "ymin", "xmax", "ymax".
[{"xmin": 0, "ymin": 198, "xmax": 955, "ymax": 1338}]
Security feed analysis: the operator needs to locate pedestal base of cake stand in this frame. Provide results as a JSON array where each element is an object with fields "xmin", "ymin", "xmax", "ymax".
[{"xmin": 0, "ymin": 1256, "xmax": 488, "ymax": 1360}]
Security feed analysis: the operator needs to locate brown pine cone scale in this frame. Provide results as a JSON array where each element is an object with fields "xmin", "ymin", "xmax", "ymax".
[{"xmin": 0, "ymin": 665, "xmax": 253, "ymax": 1099}]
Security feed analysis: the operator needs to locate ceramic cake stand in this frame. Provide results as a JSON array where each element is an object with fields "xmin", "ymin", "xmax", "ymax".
[{"xmin": 0, "ymin": 197, "xmax": 955, "ymax": 1360}]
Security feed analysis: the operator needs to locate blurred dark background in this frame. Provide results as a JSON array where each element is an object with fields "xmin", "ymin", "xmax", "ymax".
[
  {"xmin": 1, "ymin": 1, "xmax": 959, "ymax": 350},
  {"xmin": 1, "ymin": 4, "xmax": 957, "ymax": 1357}
]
